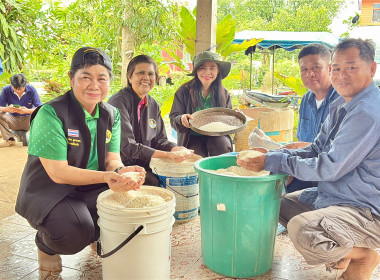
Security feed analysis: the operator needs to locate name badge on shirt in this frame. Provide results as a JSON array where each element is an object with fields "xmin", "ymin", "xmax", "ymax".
[{"xmin": 148, "ymin": 119, "xmax": 157, "ymax": 129}]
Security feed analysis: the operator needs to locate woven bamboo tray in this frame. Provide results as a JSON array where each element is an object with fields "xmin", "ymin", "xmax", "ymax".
[{"xmin": 189, "ymin": 108, "xmax": 247, "ymax": 136}]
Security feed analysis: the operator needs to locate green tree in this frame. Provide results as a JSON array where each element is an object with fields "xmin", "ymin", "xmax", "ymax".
[{"xmin": 0, "ymin": 0, "xmax": 43, "ymax": 72}]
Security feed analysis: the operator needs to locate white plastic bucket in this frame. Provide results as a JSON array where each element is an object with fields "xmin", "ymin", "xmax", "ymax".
[
  {"xmin": 150, "ymin": 158, "xmax": 200, "ymax": 223},
  {"xmin": 97, "ymin": 186, "xmax": 176, "ymax": 280}
]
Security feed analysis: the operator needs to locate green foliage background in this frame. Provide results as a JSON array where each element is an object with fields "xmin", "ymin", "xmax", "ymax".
[{"xmin": 0, "ymin": 0, "xmax": 347, "ymax": 104}]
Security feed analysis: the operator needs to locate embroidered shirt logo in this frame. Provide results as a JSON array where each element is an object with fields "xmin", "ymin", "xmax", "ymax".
[
  {"xmin": 148, "ymin": 119, "xmax": 157, "ymax": 129},
  {"xmin": 106, "ymin": 130, "xmax": 112, "ymax": 143},
  {"xmin": 68, "ymin": 129, "xmax": 79, "ymax": 137}
]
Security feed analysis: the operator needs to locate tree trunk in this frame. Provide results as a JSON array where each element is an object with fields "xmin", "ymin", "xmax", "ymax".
[
  {"xmin": 121, "ymin": 24, "xmax": 135, "ymax": 87},
  {"xmin": 121, "ymin": 0, "xmax": 135, "ymax": 87}
]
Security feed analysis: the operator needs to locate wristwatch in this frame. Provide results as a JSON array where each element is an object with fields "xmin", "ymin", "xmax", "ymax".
[{"xmin": 114, "ymin": 166, "xmax": 124, "ymax": 174}]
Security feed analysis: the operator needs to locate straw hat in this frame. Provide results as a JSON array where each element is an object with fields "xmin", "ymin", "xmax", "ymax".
[{"xmin": 188, "ymin": 51, "xmax": 231, "ymax": 79}]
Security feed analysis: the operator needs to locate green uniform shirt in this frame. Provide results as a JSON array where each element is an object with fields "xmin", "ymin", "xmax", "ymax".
[
  {"xmin": 28, "ymin": 104, "xmax": 121, "ymax": 170},
  {"xmin": 191, "ymin": 94, "xmax": 212, "ymax": 135}
]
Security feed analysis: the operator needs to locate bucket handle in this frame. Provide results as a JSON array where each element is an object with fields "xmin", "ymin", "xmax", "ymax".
[
  {"xmin": 153, "ymin": 167, "xmax": 199, "ymax": 199},
  {"xmin": 97, "ymin": 225, "xmax": 144, "ymax": 258},
  {"xmin": 165, "ymin": 182, "xmax": 199, "ymax": 199}
]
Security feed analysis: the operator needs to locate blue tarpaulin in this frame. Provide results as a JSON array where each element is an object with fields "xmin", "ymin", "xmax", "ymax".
[{"xmin": 233, "ymin": 31, "xmax": 340, "ymax": 50}]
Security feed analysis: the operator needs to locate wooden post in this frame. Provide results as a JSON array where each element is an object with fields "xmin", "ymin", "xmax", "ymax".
[{"xmin": 195, "ymin": 0, "xmax": 217, "ymax": 55}]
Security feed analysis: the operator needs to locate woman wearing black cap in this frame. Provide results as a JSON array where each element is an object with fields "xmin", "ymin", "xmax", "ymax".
[
  {"xmin": 108, "ymin": 55, "xmax": 192, "ymax": 187},
  {"xmin": 170, "ymin": 51, "xmax": 233, "ymax": 157},
  {"xmin": 15, "ymin": 47, "xmax": 146, "ymax": 272}
]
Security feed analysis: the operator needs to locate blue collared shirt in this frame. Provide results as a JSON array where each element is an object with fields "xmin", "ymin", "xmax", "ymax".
[
  {"xmin": 0, "ymin": 84, "xmax": 43, "ymax": 116},
  {"xmin": 297, "ymin": 86, "xmax": 340, "ymax": 142},
  {"xmin": 265, "ymin": 82, "xmax": 380, "ymax": 216}
]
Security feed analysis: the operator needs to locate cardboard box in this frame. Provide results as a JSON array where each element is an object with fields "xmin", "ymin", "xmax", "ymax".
[{"xmin": 235, "ymin": 107, "xmax": 294, "ymax": 151}]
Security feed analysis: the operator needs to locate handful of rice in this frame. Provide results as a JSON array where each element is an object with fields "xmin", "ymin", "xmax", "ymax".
[
  {"xmin": 120, "ymin": 171, "xmax": 142, "ymax": 183},
  {"xmin": 173, "ymin": 148, "xmax": 193, "ymax": 157},
  {"xmin": 238, "ymin": 150, "xmax": 264, "ymax": 161}
]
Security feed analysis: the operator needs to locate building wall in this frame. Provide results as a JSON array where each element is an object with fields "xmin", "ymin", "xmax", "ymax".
[{"xmin": 360, "ymin": 0, "xmax": 380, "ymax": 25}]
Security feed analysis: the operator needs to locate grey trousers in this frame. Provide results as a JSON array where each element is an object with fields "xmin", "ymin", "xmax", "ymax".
[
  {"xmin": 279, "ymin": 190, "xmax": 380, "ymax": 265},
  {"xmin": 0, "ymin": 112, "xmax": 31, "ymax": 140},
  {"xmin": 35, "ymin": 185, "xmax": 108, "ymax": 255}
]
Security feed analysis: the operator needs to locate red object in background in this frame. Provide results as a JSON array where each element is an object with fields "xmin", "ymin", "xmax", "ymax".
[{"xmin": 278, "ymin": 90, "xmax": 295, "ymax": 95}]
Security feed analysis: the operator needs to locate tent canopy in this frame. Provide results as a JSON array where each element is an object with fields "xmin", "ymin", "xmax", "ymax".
[
  {"xmin": 233, "ymin": 30, "xmax": 340, "ymax": 51},
  {"xmin": 232, "ymin": 31, "xmax": 341, "ymax": 92}
]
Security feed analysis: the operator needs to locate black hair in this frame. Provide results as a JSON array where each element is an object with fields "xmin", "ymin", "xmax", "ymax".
[
  {"xmin": 298, "ymin": 43, "xmax": 331, "ymax": 61},
  {"xmin": 126, "ymin": 55, "xmax": 159, "ymax": 88},
  {"xmin": 332, "ymin": 38, "xmax": 375, "ymax": 64},
  {"xmin": 10, "ymin": 74, "xmax": 27, "ymax": 89},
  {"xmin": 182, "ymin": 64, "xmax": 227, "ymax": 110},
  {"xmin": 70, "ymin": 52, "xmax": 112, "ymax": 78}
]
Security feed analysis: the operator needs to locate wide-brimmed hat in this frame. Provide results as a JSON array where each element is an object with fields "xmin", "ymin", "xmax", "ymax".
[
  {"xmin": 71, "ymin": 47, "xmax": 112, "ymax": 71},
  {"xmin": 188, "ymin": 51, "xmax": 231, "ymax": 79}
]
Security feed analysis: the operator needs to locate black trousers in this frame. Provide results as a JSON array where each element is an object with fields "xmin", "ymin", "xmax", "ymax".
[
  {"xmin": 187, "ymin": 134, "xmax": 233, "ymax": 157},
  {"xmin": 35, "ymin": 185, "xmax": 107, "ymax": 255}
]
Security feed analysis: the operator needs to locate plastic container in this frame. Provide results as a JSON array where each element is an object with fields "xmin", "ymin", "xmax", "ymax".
[
  {"xmin": 150, "ymin": 157, "xmax": 201, "ymax": 223},
  {"xmin": 97, "ymin": 186, "xmax": 175, "ymax": 280},
  {"xmin": 194, "ymin": 155, "xmax": 287, "ymax": 278}
]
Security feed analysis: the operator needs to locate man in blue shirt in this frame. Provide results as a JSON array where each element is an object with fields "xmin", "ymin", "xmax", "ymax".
[
  {"xmin": 285, "ymin": 43, "xmax": 340, "ymax": 192},
  {"xmin": 0, "ymin": 74, "xmax": 42, "ymax": 147},
  {"xmin": 238, "ymin": 38, "xmax": 380, "ymax": 280}
]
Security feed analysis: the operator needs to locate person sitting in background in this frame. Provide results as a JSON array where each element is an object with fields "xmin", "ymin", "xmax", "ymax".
[
  {"xmin": 16, "ymin": 47, "xmax": 146, "ymax": 272},
  {"xmin": 283, "ymin": 43, "xmax": 339, "ymax": 192},
  {"xmin": 237, "ymin": 38, "xmax": 380, "ymax": 280},
  {"xmin": 108, "ymin": 55, "xmax": 191, "ymax": 187},
  {"xmin": 0, "ymin": 74, "xmax": 43, "ymax": 147},
  {"xmin": 169, "ymin": 51, "xmax": 233, "ymax": 157}
]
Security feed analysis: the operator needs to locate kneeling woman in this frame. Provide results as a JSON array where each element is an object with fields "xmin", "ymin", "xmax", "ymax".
[
  {"xmin": 16, "ymin": 47, "xmax": 145, "ymax": 272},
  {"xmin": 108, "ymin": 55, "xmax": 190, "ymax": 186},
  {"xmin": 170, "ymin": 51, "xmax": 233, "ymax": 157}
]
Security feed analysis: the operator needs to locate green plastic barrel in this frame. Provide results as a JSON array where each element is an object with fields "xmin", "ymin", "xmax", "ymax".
[{"xmin": 194, "ymin": 155, "xmax": 287, "ymax": 278}]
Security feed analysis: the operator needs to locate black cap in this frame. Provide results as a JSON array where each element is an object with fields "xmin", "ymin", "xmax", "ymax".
[{"xmin": 71, "ymin": 47, "xmax": 112, "ymax": 71}]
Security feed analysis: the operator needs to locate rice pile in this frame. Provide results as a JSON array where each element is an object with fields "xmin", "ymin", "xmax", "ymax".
[
  {"xmin": 209, "ymin": 166, "xmax": 269, "ymax": 177},
  {"xmin": 101, "ymin": 190, "xmax": 166, "ymax": 208},
  {"xmin": 198, "ymin": 122, "xmax": 238, "ymax": 132}
]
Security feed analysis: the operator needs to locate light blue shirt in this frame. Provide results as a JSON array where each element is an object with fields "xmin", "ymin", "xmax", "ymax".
[
  {"xmin": 266, "ymin": 82, "xmax": 380, "ymax": 216},
  {"xmin": 297, "ymin": 86, "xmax": 339, "ymax": 142}
]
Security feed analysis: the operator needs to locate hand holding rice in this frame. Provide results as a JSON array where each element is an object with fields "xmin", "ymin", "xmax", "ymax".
[{"xmin": 237, "ymin": 149, "xmax": 267, "ymax": 172}]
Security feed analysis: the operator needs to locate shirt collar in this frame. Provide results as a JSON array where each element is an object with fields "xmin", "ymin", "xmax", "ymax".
[
  {"xmin": 84, "ymin": 104, "xmax": 99, "ymax": 119},
  {"xmin": 341, "ymin": 82, "xmax": 378, "ymax": 112},
  {"xmin": 133, "ymin": 89, "xmax": 148, "ymax": 108},
  {"xmin": 72, "ymin": 93, "xmax": 100, "ymax": 119}
]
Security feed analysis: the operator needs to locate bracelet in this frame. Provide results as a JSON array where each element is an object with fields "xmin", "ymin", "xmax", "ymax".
[{"xmin": 114, "ymin": 166, "xmax": 124, "ymax": 174}]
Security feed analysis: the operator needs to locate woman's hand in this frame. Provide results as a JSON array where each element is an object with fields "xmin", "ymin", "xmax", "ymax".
[
  {"xmin": 166, "ymin": 151, "xmax": 186, "ymax": 163},
  {"xmin": 117, "ymin": 165, "xmax": 146, "ymax": 187},
  {"xmin": 180, "ymin": 114, "xmax": 193, "ymax": 128},
  {"xmin": 104, "ymin": 168, "xmax": 144, "ymax": 192}
]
